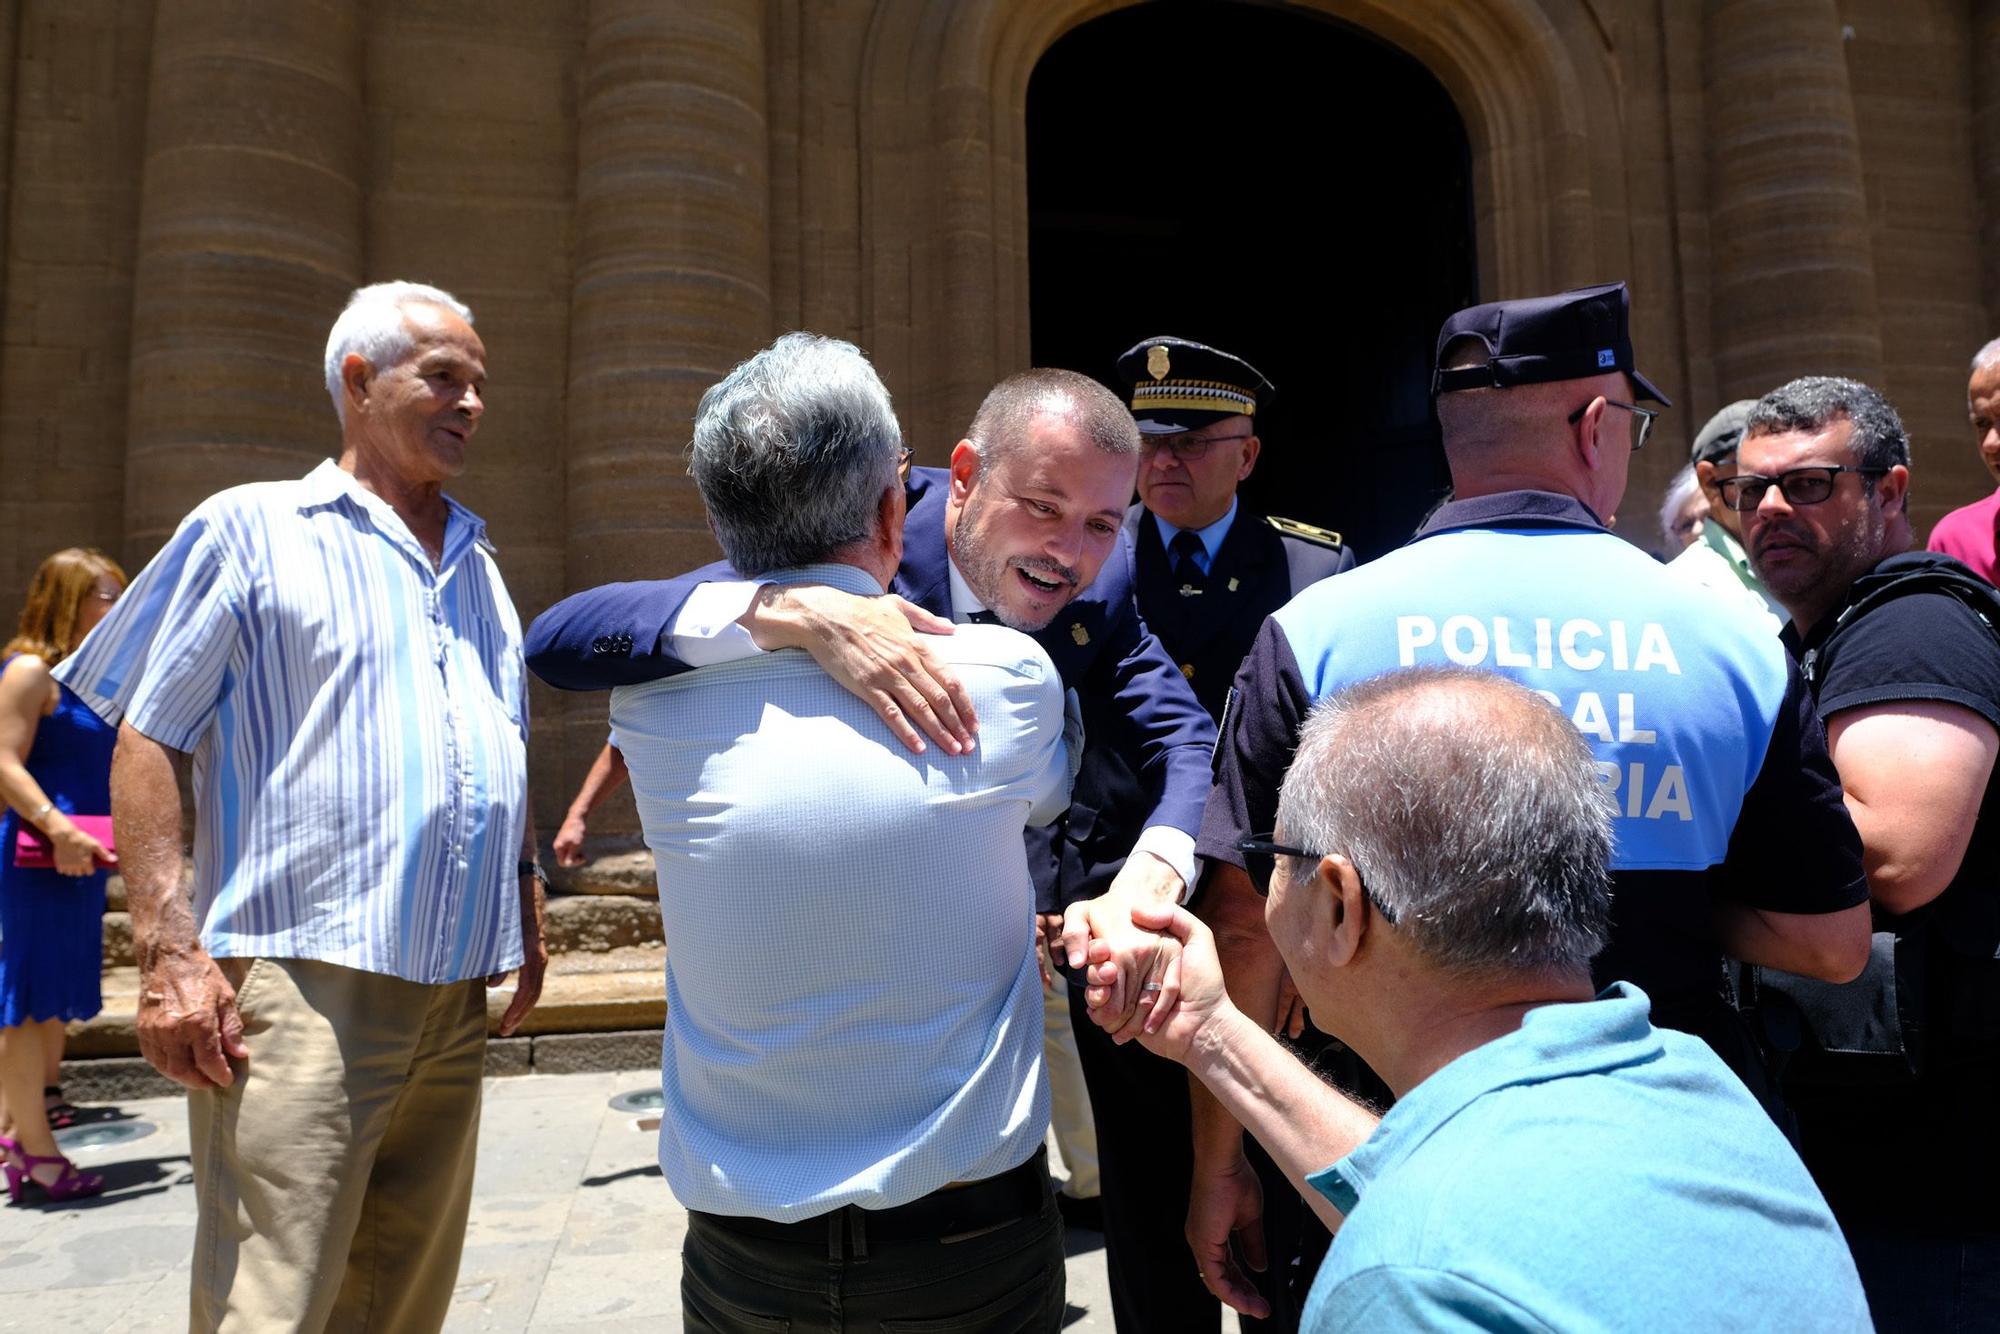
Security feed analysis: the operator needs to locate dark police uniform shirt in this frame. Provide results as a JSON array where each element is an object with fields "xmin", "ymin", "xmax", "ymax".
[
  {"xmin": 1200, "ymin": 490, "xmax": 1868, "ymax": 1057},
  {"xmin": 526, "ymin": 467, "xmax": 1216, "ymax": 915},
  {"xmin": 1784, "ymin": 552, "xmax": 2000, "ymax": 1226},
  {"xmin": 1126, "ymin": 503, "xmax": 1352, "ymax": 721}
]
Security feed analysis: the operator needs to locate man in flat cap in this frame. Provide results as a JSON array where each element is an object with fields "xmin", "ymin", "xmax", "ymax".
[
  {"xmin": 1668, "ymin": 398, "xmax": 1784, "ymax": 632},
  {"xmin": 1185, "ymin": 282, "xmax": 1873, "ymax": 1322},
  {"xmin": 1058, "ymin": 337, "xmax": 1352, "ymax": 1333}
]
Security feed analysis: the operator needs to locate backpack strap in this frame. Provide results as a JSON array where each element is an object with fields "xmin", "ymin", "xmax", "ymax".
[{"xmin": 1800, "ymin": 556, "xmax": 2000, "ymax": 691}]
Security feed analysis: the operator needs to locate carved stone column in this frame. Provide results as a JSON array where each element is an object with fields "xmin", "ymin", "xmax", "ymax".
[
  {"xmin": 362, "ymin": 0, "xmax": 584, "ymax": 831},
  {"xmin": 1975, "ymin": 0, "xmax": 2000, "ymax": 337},
  {"xmin": 0, "ymin": 1, "xmax": 151, "ymax": 598},
  {"xmin": 123, "ymin": 3, "xmax": 364, "ymax": 561},
  {"xmin": 1704, "ymin": 0, "xmax": 1884, "ymax": 399},
  {"xmin": 564, "ymin": 0, "xmax": 772, "ymax": 592},
  {"xmin": 562, "ymin": 0, "xmax": 772, "ymax": 821}
]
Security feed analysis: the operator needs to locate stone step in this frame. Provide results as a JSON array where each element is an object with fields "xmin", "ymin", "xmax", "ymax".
[
  {"xmin": 70, "ymin": 944, "xmax": 667, "ymax": 1059},
  {"xmin": 99, "ymin": 890, "xmax": 663, "ymax": 970},
  {"xmin": 548, "ymin": 842, "xmax": 659, "ymax": 898},
  {"xmin": 102, "ymin": 845, "xmax": 661, "ymax": 907}
]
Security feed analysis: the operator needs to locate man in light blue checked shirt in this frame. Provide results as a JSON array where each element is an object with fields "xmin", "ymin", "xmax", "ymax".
[
  {"xmin": 57, "ymin": 282, "xmax": 545, "ymax": 1334},
  {"xmin": 612, "ymin": 332, "xmax": 1074, "ymax": 1331}
]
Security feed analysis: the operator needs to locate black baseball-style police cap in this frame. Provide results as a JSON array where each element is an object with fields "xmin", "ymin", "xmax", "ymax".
[
  {"xmin": 1431, "ymin": 281, "xmax": 1670, "ymax": 406},
  {"xmin": 1117, "ymin": 336, "xmax": 1276, "ymax": 434}
]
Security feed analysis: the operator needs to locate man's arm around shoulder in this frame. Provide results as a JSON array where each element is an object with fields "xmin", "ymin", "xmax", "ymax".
[{"xmin": 524, "ymin": 574, "xmax": 713, "ymax": 692}]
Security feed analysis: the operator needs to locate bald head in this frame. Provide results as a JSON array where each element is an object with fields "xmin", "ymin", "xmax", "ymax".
[
  {"xmin": 964, "ymin": 368, "xmax": 1139, "ymax": 476},
  {"xmin": 1433, "ymin": 338, "xmax": 1633, "ymax": 516},
  {"xmin": 1276, "ymin": 666, "xmax": 1614, "ymax": 977},
  {"xmin": 1435, "ymin": 338, "xmax": 1622, "ymax": 457},
  {"xmin": 1972, "ymin": 337, "xmax": 2000, "ymax": 377}
]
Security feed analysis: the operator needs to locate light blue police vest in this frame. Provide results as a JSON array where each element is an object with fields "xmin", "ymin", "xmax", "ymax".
[{"xmin": 1271, "ymin": 525, "xmax": 1788, "ymax": 871}]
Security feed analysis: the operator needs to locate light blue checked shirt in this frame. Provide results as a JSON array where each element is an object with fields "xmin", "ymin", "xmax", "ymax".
[
  {"xmin": 57, "ymin": 460, "xmax": 530, "ymax": 984},
  {"xmin": 610, "ymin": 563, "xmax": 1072, "ymax": 1221}
]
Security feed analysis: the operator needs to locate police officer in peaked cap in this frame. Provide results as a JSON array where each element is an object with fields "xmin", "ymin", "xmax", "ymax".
[{"xmin": 1063, "ymin": 337, "xmax": 1354, "ymax": 1334}]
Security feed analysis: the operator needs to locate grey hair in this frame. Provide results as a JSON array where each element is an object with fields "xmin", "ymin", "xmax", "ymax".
[
  {"xmin": 964, "ymin": 368, "xmax": 1140, "ymax": 475},
  {"xmin": 323, "ymin": 281, "xmax": 474, "ymax": 424},
  {"xmin": 1745, "ymin": 375, "xmax": 1910, "ymax": 473},
  {"xmin": 1274, "ymin": 667, "xmax": 1614, "ymax": 976},
  {"xmin": 688, "ymin": 332, "xmax": 902, "ymax": 577},
  {"xmin": 1657, "ymin": 463, "xmax": 1705, "ymax": 550},
  {"xmin": 1972, "ymin": 337, "xmax": 2000, "ymax": 376}
]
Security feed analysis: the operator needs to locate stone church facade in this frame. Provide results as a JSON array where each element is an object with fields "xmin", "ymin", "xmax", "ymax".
[{"xmin": 2, "ymin": 0, "xmax": 1995, "ymax": 822}]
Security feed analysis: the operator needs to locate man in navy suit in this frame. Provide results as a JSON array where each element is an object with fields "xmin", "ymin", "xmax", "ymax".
[
  {"xmin": 527, "ymin": 365, "xmax": 1215, "ymax": 1025},
  {"xmin": 1065, "ymin": 337, "xmax": 1355, "ymax": 1334}
]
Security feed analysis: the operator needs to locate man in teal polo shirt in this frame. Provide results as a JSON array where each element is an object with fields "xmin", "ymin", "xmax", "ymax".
[{"xmin": 1124, "ymin": 667, "xmax": 1870, "ymax": 1331}]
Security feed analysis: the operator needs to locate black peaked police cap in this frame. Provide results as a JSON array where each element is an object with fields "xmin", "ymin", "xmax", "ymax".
[
  {"xmin": 1116, "ymin": 335, "xmax": 1276, "ymax": 435},
  {"xmin": 1431, "ymin": 282, "xmax": 1670, "ymax": 407}
]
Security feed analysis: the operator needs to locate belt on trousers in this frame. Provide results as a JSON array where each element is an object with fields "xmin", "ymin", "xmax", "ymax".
[{"xmin": 693, "ymin": 1146, "xmax": 1048, "ymax": 1257}]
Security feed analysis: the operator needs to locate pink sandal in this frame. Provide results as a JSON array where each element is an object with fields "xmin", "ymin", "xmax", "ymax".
[{"xmin": 0, "ymin": 1135, "xmax": 105, "ymax": 1204}]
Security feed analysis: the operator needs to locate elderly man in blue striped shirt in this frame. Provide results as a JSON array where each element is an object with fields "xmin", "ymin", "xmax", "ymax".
[
  {"xmin": 610, "ymin": 332, "xmax": 1075, "ymax": 1329},
  {"xmin": 57, "ymin": 281, "xmax": 544, "ymax": 1333}
]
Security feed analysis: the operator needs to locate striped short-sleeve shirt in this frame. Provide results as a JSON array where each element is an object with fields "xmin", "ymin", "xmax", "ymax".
[{"xmin": 56, "ymin": 459, "xmax": 530, "ymax": 984}]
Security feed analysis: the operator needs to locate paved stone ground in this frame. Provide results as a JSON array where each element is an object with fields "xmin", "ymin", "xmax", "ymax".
[{"xmin": 0, "ymin": 1070, "xmax": 1124, "ymax": 1332}]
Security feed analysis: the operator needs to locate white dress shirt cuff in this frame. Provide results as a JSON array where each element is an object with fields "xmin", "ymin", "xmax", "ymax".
[
  {"xmin": 669, "ymin": 581, "xmax": 768, "ymax": 667},
  {"xmin": 1134, "ymin": 826, "xmax": 1200, "ymax": 904}
]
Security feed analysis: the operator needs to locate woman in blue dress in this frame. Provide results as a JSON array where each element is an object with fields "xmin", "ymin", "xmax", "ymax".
[{"xmin": 0, "ymin": 548, "xmax": 125, "ymax": 1202}]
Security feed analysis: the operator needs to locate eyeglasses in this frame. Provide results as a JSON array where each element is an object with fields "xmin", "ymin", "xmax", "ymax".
[
  {"xmin": 896, "ymin": 447, "xmax": 914, "ymax": 478},
  {"xmin": 1140, "ymin": 432, "xmax": 1252, "ymax": 462},
  {"xmin": 1566, "ymin": 399, "xmax": 1658, "ymax": 453},
  {"xmin": 1716, "ymin": 465, "xmax": 1887, "ymax": 513},
  {"xmin": 1235, "ymin": 834, "xmax": 1399, "ymax": 924}
]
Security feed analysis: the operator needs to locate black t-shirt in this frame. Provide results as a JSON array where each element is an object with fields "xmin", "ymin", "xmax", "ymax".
[
  {"xmin": 1794, "ymin": 572, "xmax": 2000, "ymax": 959},
  {"xmin": 1786, "ymin": 557, "xmax": 2000, "ymax": 1224}
]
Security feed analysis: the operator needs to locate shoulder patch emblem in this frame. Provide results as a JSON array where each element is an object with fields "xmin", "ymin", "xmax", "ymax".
[{"xmin": 1264, "ymin": 515, "xmax": 1344, "ymax": 550}]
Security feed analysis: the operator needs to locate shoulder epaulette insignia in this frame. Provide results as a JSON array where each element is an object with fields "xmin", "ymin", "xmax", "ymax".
[{"xmin": 1264, "ymin": 515, "xmax": 1344, "ymax": 550}]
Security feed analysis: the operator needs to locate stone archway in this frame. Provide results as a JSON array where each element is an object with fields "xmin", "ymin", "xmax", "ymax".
[
  {"xmin": 1023, "ymin": 4, "xmax": 1479, "ymax": 556},
  {"xmin": 851, "ymin": 0, "xmax": 1648, "ymax": 461}
]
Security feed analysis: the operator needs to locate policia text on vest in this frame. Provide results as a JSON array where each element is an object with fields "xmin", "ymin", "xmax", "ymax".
[{"xmin": 1394, "ymin": 612, "xmax": 1690, "ymax": 823}]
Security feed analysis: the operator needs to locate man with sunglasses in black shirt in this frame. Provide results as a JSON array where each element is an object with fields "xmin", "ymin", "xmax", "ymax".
[{"xmin": 1736, "ymin": 375, "xmax": 2000, "ymax": 1330}]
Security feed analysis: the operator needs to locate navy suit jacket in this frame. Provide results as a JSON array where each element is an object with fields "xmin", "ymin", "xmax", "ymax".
[
  {"xmin": 1126, "ymin": 503, "xmax": 1352, "ymax": 720},
  {"xmin": 526, "ymin": 467, "xmax": 1216, "ymax": 911}
]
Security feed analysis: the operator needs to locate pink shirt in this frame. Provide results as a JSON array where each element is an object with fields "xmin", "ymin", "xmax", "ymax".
[{"xmin": 1928, "ymin": 489, "xmax": 2000, "ymax": 583}]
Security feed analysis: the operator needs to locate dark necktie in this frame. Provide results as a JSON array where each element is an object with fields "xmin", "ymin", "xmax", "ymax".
[
  {"xmin": 1170, "ymin": 530, "xmax": 1206, "ymax": 585},
  {"xmin": 966, "ymin": 609, "xmax": 1001, "ymax": 626}
]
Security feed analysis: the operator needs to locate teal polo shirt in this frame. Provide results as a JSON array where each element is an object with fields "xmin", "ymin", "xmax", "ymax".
[{"xmin": 1301, "ymin": 984, "xmax": 1871, "ymax": 1332}]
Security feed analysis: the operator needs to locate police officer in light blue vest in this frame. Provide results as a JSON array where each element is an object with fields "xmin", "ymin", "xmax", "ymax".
[{"xmin": 1180, "ymin": 282, "xmax": 1875, "ymax": 1322}]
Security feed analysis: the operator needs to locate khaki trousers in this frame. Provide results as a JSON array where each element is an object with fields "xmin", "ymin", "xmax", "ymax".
[
  {"xmin": 188, "ymin": 957, "xmax": 487, "ymax": 1334},
  {"xmin": 1041, "ymin": 966, "xmax": 1099, "ymax": 1200}
]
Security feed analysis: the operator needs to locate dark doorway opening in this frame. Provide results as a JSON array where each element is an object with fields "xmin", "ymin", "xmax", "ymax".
[{"xmin": 1027, "ymin": 2, "xmax": 1477, "ymax": 560}]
